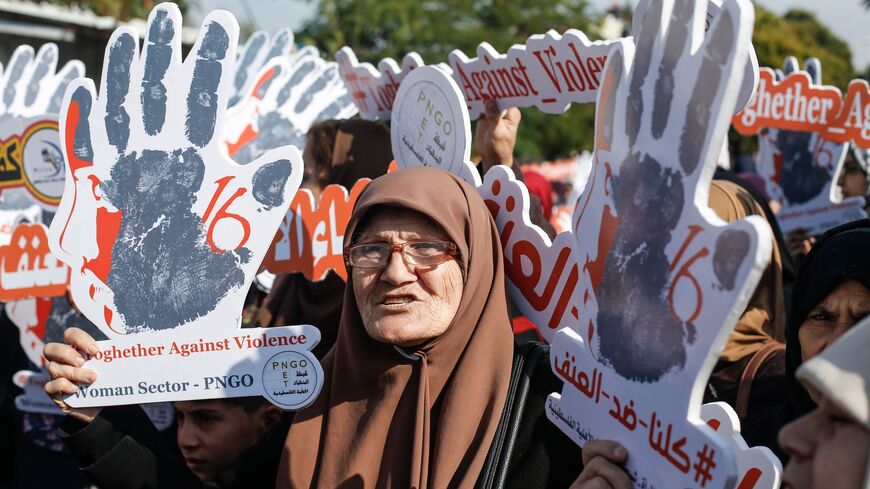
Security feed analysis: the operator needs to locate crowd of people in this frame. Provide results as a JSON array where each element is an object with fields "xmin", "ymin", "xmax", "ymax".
[{"xmin": 23, "ymin": 94, "xmax": 868, "ymax": 489}]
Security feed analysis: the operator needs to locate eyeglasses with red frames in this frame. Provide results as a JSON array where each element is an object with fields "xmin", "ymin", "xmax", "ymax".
[{"xmin": 344, "ymin": 240, "xmax": 458, "ymax": 269}]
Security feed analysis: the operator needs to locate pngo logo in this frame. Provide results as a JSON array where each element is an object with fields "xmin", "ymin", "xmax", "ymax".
[{"xmin": 262, "ymin": 351, "xmax": 319, "ymax": 409}]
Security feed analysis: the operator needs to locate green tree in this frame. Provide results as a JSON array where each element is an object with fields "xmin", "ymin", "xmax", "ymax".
[
  {"xmin": 752, "ymin": 7, "xmax": 855, "ymax": 91},
  {"xmin": 299, "ymin": 0, "xmax": 597, "ymax": 161},
  {"xmin": 302, "ymin": 3, "xmax": 857, "ymax": 161},
  {"xmin": 44, "ymin": 0, "xmax": 188, "ymax": 20}
]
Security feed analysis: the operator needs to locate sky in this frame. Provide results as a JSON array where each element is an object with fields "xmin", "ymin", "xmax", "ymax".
[{"xmin": 192, "ymin": 0, "xmax": 870, "ymax": 69}]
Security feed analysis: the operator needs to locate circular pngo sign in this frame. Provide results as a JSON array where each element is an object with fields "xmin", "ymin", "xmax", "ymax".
[
  {"xmin": 261, "ymin": 350, "xmax": 320, "ymax": 410},
  {"xmin": 391, "ymin": 66, "xmax": 479, "ymax": 186}
]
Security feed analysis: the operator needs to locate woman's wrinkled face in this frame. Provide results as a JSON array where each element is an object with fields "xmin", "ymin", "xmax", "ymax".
[
  {"xmin": 352, "ymin": 208, "xmax": 464, "ymax": 348},
  {"xmin": 779, "ymin": 396, "xmax": 870, "ymax": 489},
  {"xmin": 799, "ymin": 280, "xmax": 870, "ymax": 380}
]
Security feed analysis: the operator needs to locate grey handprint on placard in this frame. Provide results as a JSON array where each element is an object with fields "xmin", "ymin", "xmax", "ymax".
[
  {"xmin": 579, "ymin": 0, "xmax": 760, "ymax": 382},
  {"xmin": 52, "ymin": 3, "xmax": 301, "ymax": 335},
  {"xmin": 229, "ymin": 29, "xmax": 294, "ymax": 107},
  {"xmin": 227, "ymin": 47, "xmax": 358, "ymax": 165},
  {"xmin": 0, "ymin": 43, "xmax": 84, "ymax": 119}
]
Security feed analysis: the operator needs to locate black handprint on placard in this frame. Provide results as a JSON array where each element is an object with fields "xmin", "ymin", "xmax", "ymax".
[
  {"xmin": 53, "ymin": 4, "xmax": 299, "ymax": 334},
  {"xmin": 584, "ymin": 0, "xmax": 753, "ymax": 382}
]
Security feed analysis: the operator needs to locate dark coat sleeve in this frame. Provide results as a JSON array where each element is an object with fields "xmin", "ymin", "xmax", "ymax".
[{"xmin": 59, "ymin": 405, "xmax": 201, "ymax": 489}]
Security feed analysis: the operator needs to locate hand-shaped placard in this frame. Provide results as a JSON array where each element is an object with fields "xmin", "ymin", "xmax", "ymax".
[
  {"xmin": 48, "ymin": 3, "xmax": 322, "ymax": 410},
  {"xmin": 0, "ymin": 44, "xmax": 84, "ymax": 211},
  {"xmin": 632, "ymin": 0, "xmax": 758, "ymax": 114},
  {"xmin": 228, "ymin": 29, "xmax": 294, "ymax": 108},
  {"xmin": 224, "ymin": 47, "xmax": 357, "ymax": 165},
  {"xmin": 752, "ymin": 58, "xmax": 865, "ymax": 235},
  {"xmin": 547, "ymin": 0, "xmax": 771, "ymax": 486},
  {"xmin": 701, "ymin": 402, "xmax": 782, "ymax": 489},
  {"xmin": 0, "ymin": 44, "xmax": 85, "ymax": 119}
]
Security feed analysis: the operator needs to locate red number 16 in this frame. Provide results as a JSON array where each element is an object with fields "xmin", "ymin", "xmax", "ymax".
[
  {"xmin": 202, "ymin": 176, "xmax": 251, "ymax": 254},
  {"xmin": 668, "ymin": 225, "xmax": 709, "ymax": 325}
]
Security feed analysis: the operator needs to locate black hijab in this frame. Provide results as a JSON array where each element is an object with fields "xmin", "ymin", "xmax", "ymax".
[{"xmin": 784, "ymin": 219, "xmax": 870, "ymax": 416}]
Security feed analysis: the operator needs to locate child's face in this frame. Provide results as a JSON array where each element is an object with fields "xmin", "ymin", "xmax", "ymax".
[{"xmin": 174, "ymin": 400, "xmax": 271, "ymax": 481}]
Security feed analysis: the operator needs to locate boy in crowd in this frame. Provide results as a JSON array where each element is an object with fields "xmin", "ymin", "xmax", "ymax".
[{"xmin": 59, "ymin": 397, "xmax": 288, "ymax": 489}]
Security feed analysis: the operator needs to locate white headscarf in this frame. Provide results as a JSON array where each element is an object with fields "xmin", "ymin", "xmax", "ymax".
[{"xmin": 797, "ymin": 316, "xmax": 870, "ymax": 488}]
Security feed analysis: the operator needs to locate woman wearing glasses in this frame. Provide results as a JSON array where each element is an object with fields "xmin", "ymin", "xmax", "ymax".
[
  {"xmin": 43, "ymin": 167, "xmax": 519, "ymax": 489},
  {"xmin": 279, "ymin": 167, "xmax": 514, "ymax": 488}
]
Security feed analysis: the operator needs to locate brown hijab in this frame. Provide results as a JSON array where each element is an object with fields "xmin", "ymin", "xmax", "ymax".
[
  {"xmin": 256, "ymin": 120, "xmax": 393, "ymax": 358},
  {"xmin": 278, "ymin": 167, "xmax": 513, "ymax": 489},
  {"xmin": 708, "ymin": 180, "xmax": 786, "ymax": 362}
]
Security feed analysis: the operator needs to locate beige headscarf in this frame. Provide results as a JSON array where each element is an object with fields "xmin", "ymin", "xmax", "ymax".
[
  {"xmin": 278, "ymin": 167, "xmax": 513, "ymax": 489},
  {"xmin": 708, "ymin": 180, "xmax": 785, "ymax": 362},
  {"xmin": 797, "ymin": 316, "xmax": 870, "ymax": 488}
]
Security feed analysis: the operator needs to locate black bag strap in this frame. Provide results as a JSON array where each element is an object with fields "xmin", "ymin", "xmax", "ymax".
[{"xmin": 477, "ymin": 342, "xmax": 548, "ymax": 489}]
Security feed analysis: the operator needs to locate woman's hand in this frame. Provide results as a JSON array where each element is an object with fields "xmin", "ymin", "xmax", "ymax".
[
  {"xmin": 569, "ymin": 440, "xmax": 632, "ymax": 489},
  {"xmin": 43, "ymin": 327, "xmax": 103, "ymax": 423},
  {"xmin": 475, "ymin": 99, "xmax": 520, "ymax": 171}
]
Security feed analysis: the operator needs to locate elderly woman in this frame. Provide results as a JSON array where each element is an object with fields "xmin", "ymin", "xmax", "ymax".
[
  {"xmin": 43, "ymin": 167, "xmax": 518, "ymax": 488},
  {"xmin": 279, "ymin": 167, "xmax": 514, "ymax": 487},
  {"xmin": 782, "ymin": 220, "xmax": 870, "ymax": 426},
  {"xmin": 779, "ymin": 316, "xmax": 870, "ymax": 489}
]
